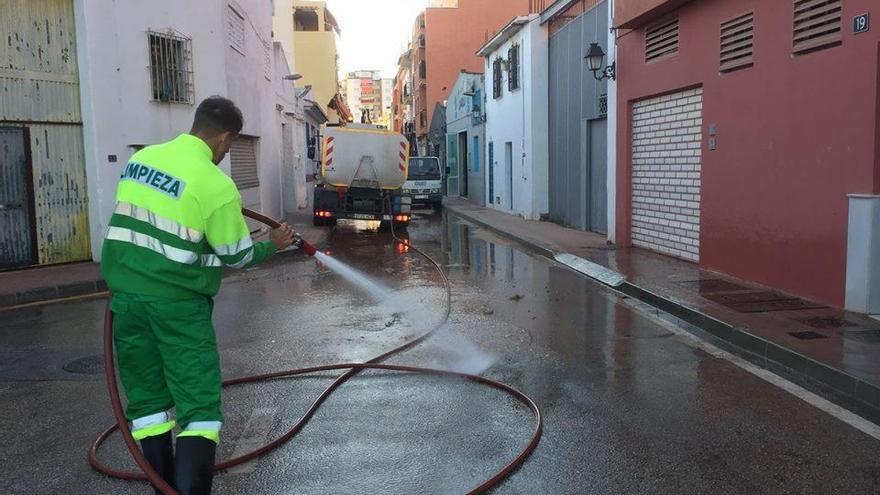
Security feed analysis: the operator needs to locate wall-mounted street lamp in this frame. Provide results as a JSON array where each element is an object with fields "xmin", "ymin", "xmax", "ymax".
[{"xmin": 585, "ymin": 43, "xmax": 615, "ymax": 81}]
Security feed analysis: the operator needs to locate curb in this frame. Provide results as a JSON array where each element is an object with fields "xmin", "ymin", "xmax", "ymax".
[
  {"xmin": 444, "ymin": 203, "xmax": 880, "ymax": 422},
  {"xmin": 0, "ymin": 279, "xmax": 108, "ymax": 310}
]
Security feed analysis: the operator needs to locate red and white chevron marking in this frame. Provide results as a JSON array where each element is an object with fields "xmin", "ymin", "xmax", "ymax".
[
  {"xmin": 398, "ymin": 140, "xmax": 408, "ymax": 172},
  {"xmin": 325, "ymin": 136, "xmax": 335, "ymax": 168}
]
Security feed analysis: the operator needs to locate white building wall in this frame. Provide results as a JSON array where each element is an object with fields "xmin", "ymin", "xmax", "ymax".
[
  {"xmin": 76, "ymin": 0, "xmax": 294, "ymax": 260},
  {"xmin": 274, "ymin": 43, "xmax": 303, "ymax": 216},
  {"xmin": 225, "ymin": 0, "xmax": 282, "ymax": 220},
  {"xmin": 381, "ymin": 78, "xmax": 394, "ymax": 117},
  {"xmin": 606, "ymin": 0, "xmax": 617, "ymax": 242},
  {"xmin": 345, "ymin": 77, "xmax": 362, "ymax": 122},
  {"xmin": 483, "ymin": 18, "xmax": 548, "ymax": 221},
  {"xmin": 75, "ymin": 0, "xmax": 228, "ymax": 260}
]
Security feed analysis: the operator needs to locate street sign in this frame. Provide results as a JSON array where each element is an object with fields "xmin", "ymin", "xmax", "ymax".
[{"xmin": 854, "ymin": 13, "xmax": 869, "ymax": 34}]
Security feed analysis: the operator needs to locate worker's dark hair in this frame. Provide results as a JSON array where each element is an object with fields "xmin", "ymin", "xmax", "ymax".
[{"xmin": 190, "ymin": 96, "xmax": 243, "ymax": 136}]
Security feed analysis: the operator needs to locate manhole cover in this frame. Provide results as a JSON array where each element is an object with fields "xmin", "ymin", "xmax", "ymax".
[
  {"xmin": 63, "ymin": 355, "xmax": 105, "ymax": 375},
  {"xmin": 788, "ymin": 331, "xmax": 829, "ymax": 340},
  {"xmin": 798, "ymin": 317, "xmax": 857, "ymax": 329},
  {"xmin": 678, "ymin": 279, "xmax": 749, "ymax": 293}
]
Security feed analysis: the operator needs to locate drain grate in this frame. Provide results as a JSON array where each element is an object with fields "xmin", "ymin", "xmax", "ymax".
[
  {"xmin": 63, "ymin": 355, "xmax": 105, "ymax": 375},
  {"xmin": 678, "ymin": 279, "xmax": 750, "ymax": 293},
  {"xmin": 797, "ymin": 316, "xmax": 857, "ymax": 329},
  {"xmin": 703, "ymin": 291, "xmax": 826, "ymax": 313},
  {"xmin": 788, "ymin": 331, "xmax": 829, "ymax": 340}
]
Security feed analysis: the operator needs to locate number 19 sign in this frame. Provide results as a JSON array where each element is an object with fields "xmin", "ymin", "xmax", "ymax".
[{"xmin": 854, "ymin": 13, "xmax": 869, "ymax": 34}]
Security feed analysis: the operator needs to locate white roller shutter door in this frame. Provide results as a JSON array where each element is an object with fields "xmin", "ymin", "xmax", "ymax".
[
  {"xmin": 230, "ymin": 136, "xmax": 260, "ymax": 190},
  {"xmin": 631, "ymin": 87, "xmax": 703, "ymax": 261}
]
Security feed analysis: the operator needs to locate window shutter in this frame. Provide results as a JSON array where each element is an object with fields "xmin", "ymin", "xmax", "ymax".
[
  {"xmin": 645, "ymin": 18, "xmax": 679, "ymax": 62},
  {"xmin": 230, "ymin": 136, "xmax": 260, "ymax": 190},
  {"xmin": 792, "ymin": 0, "xmax": 841, "ymax": 54},
  {"xmin": 720, "ymin": 12, "xmax": 754, "ymax": 72},
  {"xmin": 508, "ymin": 44, "xmax": 520, "ymax": 91},
  {"xmin": 227, "ymin": 5, "xmax": 245, "ymax": 55},
  {"xmin": 493, "ymin": 59, "xmax": 502, "ymax": 99}
]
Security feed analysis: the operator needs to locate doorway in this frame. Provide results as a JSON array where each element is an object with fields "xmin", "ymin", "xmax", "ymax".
[
  {"xmin": 0, "ymin": 128, "xmax": 37, "ymax": 268},
  {"xmin": 458, "ymin": 131, "xmax": 468, "ymax": 197},
  {"xmin": 505, "ymin": 142, "xmax": 513, "ymax": 210},
  {"xmin": 488, "ymin": 142, "xmax": 495, "ymax": 205}
]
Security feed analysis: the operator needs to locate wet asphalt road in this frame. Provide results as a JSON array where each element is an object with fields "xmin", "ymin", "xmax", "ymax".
[{"xmin": 1, "ymin": 210, "xmax": 879, "ymax": 494}]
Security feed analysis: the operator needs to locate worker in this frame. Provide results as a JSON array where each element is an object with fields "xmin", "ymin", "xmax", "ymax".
[{"xmin": 100, "ymin": 96, "xmax": 296, "ymax": 494}]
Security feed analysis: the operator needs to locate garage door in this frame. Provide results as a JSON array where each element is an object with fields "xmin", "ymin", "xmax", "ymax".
[
  {"xmin": 230, "ymin": 135, "xmax": 260, "ymax": 190},
  {"xmin": 229, "ymin": 135, "xmax": 261, "ymax": 230},
  {"xmin": 631, "ymin": 87, "xmax": 703, "ymax": 261}
]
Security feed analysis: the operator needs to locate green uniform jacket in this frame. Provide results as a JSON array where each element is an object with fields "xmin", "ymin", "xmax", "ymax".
[{"xmin": 101, "ymin": 134, "xmax": 275, "ymax": 298}]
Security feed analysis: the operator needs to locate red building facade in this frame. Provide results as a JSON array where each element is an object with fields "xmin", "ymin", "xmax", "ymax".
[
  {"xmin": 615, "ymin": 0, "xmax": 880, "ymax": 306},
  {"xmin": 424, "ymin": 0, "xmax": 534, "ymax": 131}
]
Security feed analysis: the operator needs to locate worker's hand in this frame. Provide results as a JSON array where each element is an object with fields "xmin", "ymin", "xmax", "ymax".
[{"xmin": 270, "ymin": 222, "xmax": 296, "ymax": 250}]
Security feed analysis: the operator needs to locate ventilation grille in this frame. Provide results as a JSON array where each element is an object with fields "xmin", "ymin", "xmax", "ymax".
[
  {"xmin": 645, "ymin": 18, "xmax": 679, "ymax": 62},
  {"xmin": 720, "ymin": 12, "xmax": 754, "ymax": 72},
  {"xmin": 793, "ymin": 0, "xmax": 841, "ymax": 54}
]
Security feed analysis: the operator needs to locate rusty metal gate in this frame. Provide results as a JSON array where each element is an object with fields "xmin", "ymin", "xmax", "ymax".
[
  {"xmin": 0, "ymin": 128, "xmax": 36, "ymax": 268},
  {"xmin": 0, "ymin": 0, "xmax": 91, "ymax": 266}
]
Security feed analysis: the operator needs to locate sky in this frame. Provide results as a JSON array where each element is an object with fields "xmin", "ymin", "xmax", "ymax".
[{"xmin": 325, "ymin": 0, "xmax": 429, "ymax": 80}]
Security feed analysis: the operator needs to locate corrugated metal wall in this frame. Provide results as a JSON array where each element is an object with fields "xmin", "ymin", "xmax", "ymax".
[
  {"xmin": 0, "ymin": 128, "xmax": 36, "ymax": 267},
  {"xmin": 547, "ymin": 1, "xmax": 608, "ymax": 232},
  {"xmin": 0, "ymin": 0, "xmax": 91, "ymax": 265}
]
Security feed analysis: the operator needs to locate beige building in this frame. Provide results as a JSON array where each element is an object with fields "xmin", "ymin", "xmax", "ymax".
[{"xmin": 273, "ymin": 0, "xmax": 345, "ymax": 122}]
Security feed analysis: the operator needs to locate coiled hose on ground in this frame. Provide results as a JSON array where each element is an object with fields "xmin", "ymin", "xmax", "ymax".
[{"xmin": 88, "ymin": 208, "xmax": 543, "ymax": 495}]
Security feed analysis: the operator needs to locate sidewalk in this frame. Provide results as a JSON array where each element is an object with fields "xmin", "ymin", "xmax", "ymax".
[
  {"xmin": 0, "ymin": 210, "xmax": 326, "ymax": 311},
  {"xmin": 444, "ymin": 198, "xmax": 880, "ymax": 420}
]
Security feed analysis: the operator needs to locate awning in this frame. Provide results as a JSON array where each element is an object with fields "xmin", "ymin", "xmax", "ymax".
[{"xmin": 327, "ymin": 93, "xmax": 353, "ymax": 122}]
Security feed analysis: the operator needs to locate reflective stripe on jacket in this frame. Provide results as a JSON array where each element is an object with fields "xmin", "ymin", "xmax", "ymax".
[{"xmin": 101, "ymin": 134, "xmax": 275, "ymax": 298}]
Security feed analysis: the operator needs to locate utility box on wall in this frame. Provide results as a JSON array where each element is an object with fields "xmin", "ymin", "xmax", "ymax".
[{"xmin": 845, "ymin": 195, "xmax": 880, "ymax": 314}]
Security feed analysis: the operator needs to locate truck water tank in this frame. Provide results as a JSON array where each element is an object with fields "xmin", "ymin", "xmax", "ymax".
[{"xmin": 321, "ymin": 127, "xmax": 410, "ymax": 190}]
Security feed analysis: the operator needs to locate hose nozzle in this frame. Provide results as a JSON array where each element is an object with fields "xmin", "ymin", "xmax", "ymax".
[
  {"xmin": 241, "ymin": 208, "xmax": 318, "ymax": 257},
  {"xmin": 294, "ymin": 234, "xmax": 317, "ymax": 257}
]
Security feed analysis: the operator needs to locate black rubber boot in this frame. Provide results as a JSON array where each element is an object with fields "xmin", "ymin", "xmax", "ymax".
[
  {"xmin": 140, "ymin": 431, "xmax": 175, "ymax": 494},
  {"xmin": 174, "ymin": 436, "xmax": 217, "ymax": 495}
]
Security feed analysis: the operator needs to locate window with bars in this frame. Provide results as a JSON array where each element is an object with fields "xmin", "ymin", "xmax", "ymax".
[
  {"xmin": 792, "ymin": 0, "xmax": 841, "ymax": 54},
  {"xmin": 148, "ymin": 31, "xmax": 194, "ymax": 104},
  {"xmin": 598, "ymin": 93, "xmax": 607, "ymax": 118},
  {"xmin": 227, "ymin": 5, "xmax": 245, "ymax": 54},
  {"xmin": 645, "ymin": 17, "xmax": 679, "ymax": 63},
  {"xmin": 508, "ymin": 44, "xmax": 520, "ymax": 91},
  {"xmin": 263, "ymin": 41, "xmax": 272, "ymax": 81},
  {"xmin": 492, "ymin": 58, "xmax": 502, "ymax": 99},
  {"xmin": 720, "ymin": 12, "xmax": 754, "ymax": 72}
]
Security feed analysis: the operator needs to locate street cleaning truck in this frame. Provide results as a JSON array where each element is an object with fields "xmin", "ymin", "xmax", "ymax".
[{"xmin": 313, "ymin": 124, "xmax": 412, "ymax": 229}]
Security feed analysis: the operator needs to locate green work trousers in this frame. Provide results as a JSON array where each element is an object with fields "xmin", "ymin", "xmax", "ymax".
[{"xmin": 111, "ymin": 292, "xmax": 223, "ymax": 429}]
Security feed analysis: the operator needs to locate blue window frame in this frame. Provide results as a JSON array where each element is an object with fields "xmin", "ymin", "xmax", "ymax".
[{"xmin": 472, "ymin": 136, "xmax": 480, "ymax": 173}]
